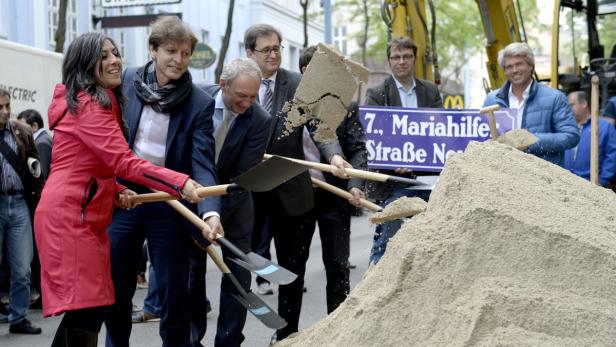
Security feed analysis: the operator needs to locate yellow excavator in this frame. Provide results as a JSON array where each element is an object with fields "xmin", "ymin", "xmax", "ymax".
[{"xmin": 380, "ymin": 0, "xmax": 616, "ymax": 108}]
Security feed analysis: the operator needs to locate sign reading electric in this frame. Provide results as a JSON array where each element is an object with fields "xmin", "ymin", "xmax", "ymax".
[{"xmin": 102, "ymin": 0, "xmax": 181, "ymax": 7}]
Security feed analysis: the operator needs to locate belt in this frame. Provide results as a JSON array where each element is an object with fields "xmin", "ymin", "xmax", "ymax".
[{"xmin": 0, "ymin": 190, "xmax": 23, "ymax": 195}]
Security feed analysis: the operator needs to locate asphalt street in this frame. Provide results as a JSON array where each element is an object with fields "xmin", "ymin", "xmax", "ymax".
[{"xmin": 2, "ymin": 214, "xmax": 374, "ymax": 347}]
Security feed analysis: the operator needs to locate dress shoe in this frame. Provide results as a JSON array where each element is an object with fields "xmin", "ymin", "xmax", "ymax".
[
  {"xmin": 9, "ymin": 318, "xmax": 42, "ymax": 334},
  {"xmin": 131, "ymin": 310, "xmax": 160, "ymax": 323},
  {"xmin": 257, "ymin": 282, "xmax": 274, "ymax": 295}
]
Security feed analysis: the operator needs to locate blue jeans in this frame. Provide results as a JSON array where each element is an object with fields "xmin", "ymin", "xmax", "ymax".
[
  {"xmin": 369, "ymin": 188, "xmax": 431, "ymax": 265},
  {"xmin": 143, "ymin": 264, "xmax": 160, "ymax": 316},
  {"xmin": 105, "ymin": 201, "xmax": 192, "ymax": 347},
  {"xmin": 0, "ymin": 194, "xmax": 33, "ymax": 324}
]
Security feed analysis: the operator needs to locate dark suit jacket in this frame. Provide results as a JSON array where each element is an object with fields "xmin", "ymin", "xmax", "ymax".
[
  {"xmin": 265, "ymin": 68, "xmax": 342, "ymax": 216},
  {"xmin": 321, "ymin": 102, "xmax": 367, "ymax": 213},
  {"xmin": 35, "ymin": 130, "xmax": 53, "ymax": 179},
  {"xmin": 364, "ymin": 75, "xmax": 443, "ymax": 201},
  {"xmin": 7, "ymin": 120, "xmax": 44, "ymax": 208},
  {"xmin": 201, "ymin": 85, "xmax": 272, "ymax": 237},
  {"xmin": 122, "ymin": 67, "xmax": 220, "ymax": 216}
]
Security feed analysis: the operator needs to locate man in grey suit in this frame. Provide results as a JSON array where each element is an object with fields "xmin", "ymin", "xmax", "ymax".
[
  {"xmin": 17, "ymin": 109, "xmax": 52, "ymax": 309},
  {"xmin": 364, "ymin": 37, "xmax": 442, "ymax": 265},
  {"xmin": 245, "ymin": 24, "xmax": 350, "ymax": 342}
]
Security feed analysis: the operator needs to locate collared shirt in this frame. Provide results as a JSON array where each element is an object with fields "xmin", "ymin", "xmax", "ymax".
[
  {"xmin": 213, "ymin": 90, "xmax": 239, "ymax": 136},
  {"xmin": 259, "ymin": 71, "xmax": 277, "ymax": 105},
  {"xmin": 0, "ymin": 123, "xmax": 24, "ymax": 192},
  {"xmin": 393, "ymin": 77, "xmax": 418, "ymax": 108},
  {"xmin": 33, "ymin": 128, "xmax": 45, "ymax": 141},
  {"xmin": 133, "ymin": 105, "xmax": 169, "ymax": 167},
  {"xmin": 302, "ymin": 126, "xmax": 326, "ymax": 182},
  {"xmin": 508, "ymin": 81, "xmax": 532, "ymax": 129}
]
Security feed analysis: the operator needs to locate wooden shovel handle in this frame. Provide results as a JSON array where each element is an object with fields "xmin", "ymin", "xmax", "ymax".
[
  {"xmin": 264, "ymin": 154, "xmax": 397, "ymax": 183},
  {"xmin": 590, "ymin": 76, "xmax": 599, "ymax": 185},
  {"xmin": 163, "ymin": 198, "xmax": 231, "ymax": 273},
  {"xmin": 130, "ymin": 184, "xmax": 233, "ymax": 204},
  {"xmin": 479, "ymin": 105, "xmax": 500, "ymax": 140},
  {"xmin": 311, "ymin": 177, "xmax": 382, "ymax": 212}
]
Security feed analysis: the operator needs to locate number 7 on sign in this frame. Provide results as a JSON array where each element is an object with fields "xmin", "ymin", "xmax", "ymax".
[{"xmin": 364, "ymin": 112, "xmax": 376, "ymax": 134}]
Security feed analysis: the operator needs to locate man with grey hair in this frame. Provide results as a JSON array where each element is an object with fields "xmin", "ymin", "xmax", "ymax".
[
  {"xmin": 483, "ymin": 42, "xmax": 579, "ymax": 166},
  {"xmin": 194, "ymin": 58, "xmax": 272, "ymax": 347}
]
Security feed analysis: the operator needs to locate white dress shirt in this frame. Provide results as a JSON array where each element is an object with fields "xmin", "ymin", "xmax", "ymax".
[
  {"xmin": 133, "ymin": 105, "xmax": 169, "ymax": 167},
  {"xmin": 508, "ymin": 81, "xmax": 532, "ymax": 129}
]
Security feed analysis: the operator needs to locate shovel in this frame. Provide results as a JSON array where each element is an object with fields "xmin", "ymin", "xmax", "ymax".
[
  {"xmin": 130, "ymin": 155, "xmax": 308, "ymax": 204},
  {"xmin": 165, "ymin": 199, "xmax": 287, "ymax": 329},
  {"xmin": 479, "ymin": 104, "xmax": 501, "ymax": 140},
  {"xmin": 264, "ymin": 154, "xmax": 428, "ymax": 187},
  {"xmin": 154, "ymin": 188, "xmax": 297, "ymax": 285}
]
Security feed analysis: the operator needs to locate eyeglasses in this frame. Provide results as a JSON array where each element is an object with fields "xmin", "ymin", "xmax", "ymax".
[
  {"xmin": 389, "ymin": 54, "xmax": 415, "ymax": 62},
  {"xmin": 252, "ymin": 45, "xmax": 284, "ymax": 56}
]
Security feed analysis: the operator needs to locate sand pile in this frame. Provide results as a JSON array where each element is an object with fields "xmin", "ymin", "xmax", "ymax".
[
  {"xmin": 368, "ymin": 196, "xmax": 427, "ymax": 225},
  {"xmin": 277, "ymin": 141, "xmax": 616, "ymax": 346}
]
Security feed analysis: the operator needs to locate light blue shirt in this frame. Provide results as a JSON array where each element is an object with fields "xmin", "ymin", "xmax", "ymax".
[
  {"xmin": 213, "ymin": 90, "xmax": 238, "ymax": 135},
  {"xmin": 393, "ymin": 77, "xmax": 418, "ymax": 108}
]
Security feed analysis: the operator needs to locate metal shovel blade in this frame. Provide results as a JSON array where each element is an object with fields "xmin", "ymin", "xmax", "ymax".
[
  {"xmin": 231, "ymin": 290, "xmax": 287, "ymax": 329},
  {"xmin": 227, "ymin": 253, "xmax": 297, "ymax": 285},
  {"xmin": 233, "ymin": 155, "xmax": 308, "ymax": 192}
]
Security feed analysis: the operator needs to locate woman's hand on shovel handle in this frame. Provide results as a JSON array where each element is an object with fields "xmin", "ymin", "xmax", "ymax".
[
  {"xmin": 204, "ymin": 215, "xmax": 224, "ymax": 245},
  {"xmin": 181, "ymin": 178, "xmax": 205, "ymax": 203}
]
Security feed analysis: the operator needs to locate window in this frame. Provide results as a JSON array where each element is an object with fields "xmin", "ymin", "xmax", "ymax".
[
  {"xmin": 333, "ymin": 26, "xmax": 347, "ymax": 55},
  {"xmin": 48, "ymin": 0, "xmax": 79, "ymax": 51}
]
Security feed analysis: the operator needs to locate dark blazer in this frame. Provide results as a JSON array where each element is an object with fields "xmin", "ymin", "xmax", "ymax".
[
  {"xmin": 321, "ymin": 102, "xmax": 367, "ymax": 213},
  {"xmin": 7, "ymin": 119, "xmax": 44, "ymax": 206},
  {"xmin": 364, "ymin": 75, "xmax": 443, "ymax": 201},
  {"xmin": 122, "ymin": 67, "xmax": 220, "ymax": 215},
  {"xmin": 266, "ymin": 68, "xmax": 342, "ymax": 216},
  {"xmin": 365, "ymin": 75, "xmax": 442, "ymax": 108},
  {"xmin": 201, "ymin": 85, "xmax": 272, "ymax": 236},
  {"xmin": 35, "ymin": 130, "xmax": 53, "ymax": 179}
]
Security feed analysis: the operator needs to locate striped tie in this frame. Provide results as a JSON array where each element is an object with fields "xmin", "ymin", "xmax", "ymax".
[{"xmin": 261, "ymin": 79, "xmax": 273, "ymax": 114}]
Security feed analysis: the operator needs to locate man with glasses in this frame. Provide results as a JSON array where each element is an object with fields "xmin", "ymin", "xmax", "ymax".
[
  {"xmin": 364, "ymin": 37, "xmax": 442, "ymax": 265},
  {"xmin": 244, "ymin": 24, "xmax": 349, "ymax": 343}
]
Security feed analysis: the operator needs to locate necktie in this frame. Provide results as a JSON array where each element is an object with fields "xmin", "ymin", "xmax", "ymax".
[
  {"xmin": 261, "ymin": 79, "xmax": 273, "ymax": 114},
  {"xmin": 215, "ymin": 109, "xmax": 233, "ymax": 163}
]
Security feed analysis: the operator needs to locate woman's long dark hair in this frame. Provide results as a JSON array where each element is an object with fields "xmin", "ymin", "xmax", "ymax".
[{"xmin": 62, "ymin": 32, "xmax": 123, "ymax": 115}]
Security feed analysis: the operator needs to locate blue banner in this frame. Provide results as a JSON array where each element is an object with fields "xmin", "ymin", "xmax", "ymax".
[{"xmin": 359, "ymin": 106, "xmax": 518, "ymax": 172}]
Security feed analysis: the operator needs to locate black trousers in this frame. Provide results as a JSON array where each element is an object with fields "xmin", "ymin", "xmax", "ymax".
[
  {"xmin": 271, "ymin": 187, "xmax": 350, "ymax": 340},
  {"xmin": 51, "ymin": 307, "xmax": 105, "ymax": 346}
]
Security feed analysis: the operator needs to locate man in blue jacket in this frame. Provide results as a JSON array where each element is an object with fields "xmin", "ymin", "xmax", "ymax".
[
  {"xmin": 483, "ymin": 42, "xmax": 579, "ymax": 167},
  {"xmin": 564, "ymin": 91, "xmax": 616, "ymax": 186}
]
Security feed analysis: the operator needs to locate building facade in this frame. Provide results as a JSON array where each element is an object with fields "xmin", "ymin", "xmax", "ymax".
[{"xmin": 0, "ymin": 0, "xmax": 325, "ymax": 85}]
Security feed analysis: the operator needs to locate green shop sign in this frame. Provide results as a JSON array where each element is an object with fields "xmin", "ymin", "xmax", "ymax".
[{"xmin": 190, "ymin": 43, "xmax": 217, "ymax": 69}]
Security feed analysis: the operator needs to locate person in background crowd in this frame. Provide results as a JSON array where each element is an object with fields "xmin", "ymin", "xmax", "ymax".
[
  {"xmin": 0, "ymin": 88, "xmax": 44, "ymax": 335},
  {"xmin": 564, "ymin": 91, "xmax": 616, "ymax": 186},
  {"xmin": 364, "ymin": 37, "xmax": 442, "ymax": 265},
  {"xmin": 17, "ymin": 108, "xmax": 52, "ymax": 309},
  {"xmin": 34, "ymin": 32, "xmax": 205, "ymax": 346}
]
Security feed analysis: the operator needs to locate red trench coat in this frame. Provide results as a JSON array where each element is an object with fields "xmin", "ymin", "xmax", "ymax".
[{"xmin": 34, "ymin": 84, "xmax": 189, "ymax": 317}]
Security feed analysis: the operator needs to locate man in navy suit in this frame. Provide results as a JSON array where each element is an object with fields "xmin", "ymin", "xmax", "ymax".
[
  {"xmin": 104, "ymin": 16, "xmax": 221, "ymax": 347},
  {"xmin": 190, "ymin": 58, "xmax": 271, "ymax": 347},
  {"xmin": 244, "ymin": 24, "xmax": 351, "ymax": 342}
]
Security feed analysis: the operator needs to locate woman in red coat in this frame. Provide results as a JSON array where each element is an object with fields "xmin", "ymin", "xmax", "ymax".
[{"xmin": 34, "ymin": 32, "xmax": 207, "ymax": 346}]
